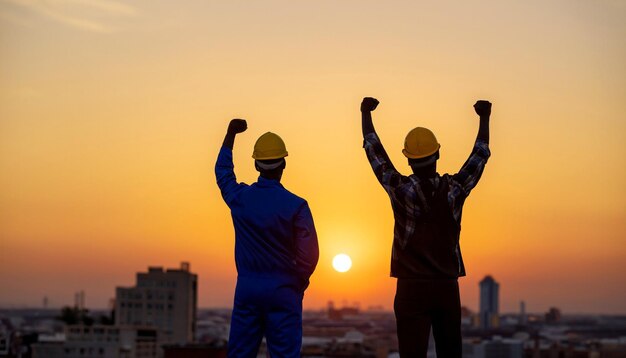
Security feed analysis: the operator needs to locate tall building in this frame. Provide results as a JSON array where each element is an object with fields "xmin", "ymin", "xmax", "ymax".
[
  {"xmin": 479, "ymin": 275, "xmax": 499, "ymax": 329},
  {"xmin": 74, "ymin": 290, "xmax": 85, "ymax": 310},
  {"xmin": 115, "ymin": 262, "xmax": 197, "ymax": 345}
]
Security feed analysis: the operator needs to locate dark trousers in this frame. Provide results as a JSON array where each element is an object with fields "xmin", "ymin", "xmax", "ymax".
[
  {"xmin": 228, "ymin": 276, "xmax": 303, "ymax": 358},
  {"xmin": 394, "ymin": 278, "xmax": 462, "ymax": 358}
]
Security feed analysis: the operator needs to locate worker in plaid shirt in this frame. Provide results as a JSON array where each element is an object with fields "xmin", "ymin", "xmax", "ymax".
[{"xmin": 360, "ymin": 97, "xmax": 492, "ymax": 358}]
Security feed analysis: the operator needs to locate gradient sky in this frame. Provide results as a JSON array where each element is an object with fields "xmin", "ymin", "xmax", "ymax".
[{"xmin": 1, "ymin": 0, "xmax": 625, "ymax": 314}]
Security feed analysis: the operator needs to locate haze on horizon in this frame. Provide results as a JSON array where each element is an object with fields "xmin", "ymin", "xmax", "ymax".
[{"xmin": 1, "ymin": 1, "xmax": 625, "ymax": 314}]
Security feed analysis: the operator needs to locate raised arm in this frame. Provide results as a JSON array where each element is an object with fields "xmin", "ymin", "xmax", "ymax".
[
  {"xmin": 453, "ymin": 101, "xmax": 492, "ymax": 195},
  {"xmin": 361, "ymin": 97, "xmax": 403, "ymax": 191},
  {"xmin": 474, "ymin": 100, "xmax": 491, "ymax": 144},
  {"xmin": 215, "ymin": 119, "xmax": 248, "ymax": 205},
  {"xmin": 361, "ymin": 97, "xmax": 379, "ymax": 137}
]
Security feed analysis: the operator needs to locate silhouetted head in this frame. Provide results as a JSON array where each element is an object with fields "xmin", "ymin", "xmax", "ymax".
[
  {"xmin": 408, "ymin": 152, "xmax": 439, "ymax": 177},
  {"xmin": 255, "ymin": 158, "xmax": 286, "ymax": 181},
  {"xmin": 252, "ymin": 132, "xmax": 288, "ymax": 182},
  {"xmin": 403, "ymin": 127, "xmax": 440, "ymax": 177}
]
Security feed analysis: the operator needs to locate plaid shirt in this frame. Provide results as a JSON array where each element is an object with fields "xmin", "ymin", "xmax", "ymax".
[{"xmin": 363, "ymin": 132, "xmax": 490, "ymax": 250}]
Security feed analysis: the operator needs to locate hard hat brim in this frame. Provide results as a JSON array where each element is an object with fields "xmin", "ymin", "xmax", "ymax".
[
  {"xmin": 402, "ymin": 144, "xmax": 440, "ymax": 159},
  {"xmin": 252, "ymin": 152, "xmax": 288, "ymax": 160}
]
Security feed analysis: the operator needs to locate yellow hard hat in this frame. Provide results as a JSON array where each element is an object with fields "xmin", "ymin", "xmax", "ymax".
[
  {"xmin": 402, "ymin": 127, "xmax": 440, "ymax": 159},
  {"xmin": 252, "ymin": 132, "xmax": 288, "ymax": 160}
]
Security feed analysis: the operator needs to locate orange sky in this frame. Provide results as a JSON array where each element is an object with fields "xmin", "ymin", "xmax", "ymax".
[{"xmin": 1, "ymin": 1, "xmax": 625, "ymax": 314}]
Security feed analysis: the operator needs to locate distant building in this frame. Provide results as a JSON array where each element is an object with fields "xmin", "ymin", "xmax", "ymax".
[
  {"xmin": 463, "ymin": 337, "xmax": 523, "ymax": 358},
  {"xmin": 479, "ymin": 275, "xmax": 500, "ymax": 329},
  {"xmin": 545, "ymin": 307, "xmax": 562, "ymax": 324},
  {"xmin": 0, "ymin": 330, "xmax": 9, "ymax": 356},
  {"xmin": 519, "ymin": 301, "xmax": 527, "ymax": 325},
  {"xmin": 461, "ymin": 306, "xmax": 474, "ymax": 318},
  {"xmin": 327, "ymin": 301, "xmax": 360, "ymax": 320},
  {"xmin": 74, "ymin": 291, "xmax": 86, "ymax": 310},
  {"xmin": 115, "ymin": 262, "xmax": 198, "ymax": 345},
  {"xmin": 32, "ymin": 325, "xmax": 157, "ymax": 358}
]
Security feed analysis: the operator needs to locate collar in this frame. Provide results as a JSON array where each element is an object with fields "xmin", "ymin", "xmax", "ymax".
[{"xmin": 256, "ymin": 176, "xmax": 284, "ymax": 188}]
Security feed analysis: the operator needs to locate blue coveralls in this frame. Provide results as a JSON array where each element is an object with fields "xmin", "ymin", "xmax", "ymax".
[{"xmin": 215, "ymin": 147, "xmax": 319, "ymax": 358}]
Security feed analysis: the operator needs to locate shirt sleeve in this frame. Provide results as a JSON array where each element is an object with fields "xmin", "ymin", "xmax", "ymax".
[
  {"xmin": 215, "ymin": 146, "xmax": 247, "ymax": 206},
  {"xmin": 452, "ymin": 139, "xmax": 491, "ymax": 196},
  {"xmin": 363, "ymin": 132, "xmax": 404, "ymax": 193},
  {"xmin": 293, "ymin": 202, "xmax": 319, "ymax": 290}
]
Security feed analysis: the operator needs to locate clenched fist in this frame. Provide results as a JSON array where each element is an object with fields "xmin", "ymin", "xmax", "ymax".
[
  {"xmin": 227, "ymin": 119, "xmax": 247, "ymax": 134},
  {"xmin": 361, "ymin": 97, "xmax": 380, "ymax": 112},
  {"xmin": 474, "ymin": 100, "xmax": 492, "ymax": 118}
]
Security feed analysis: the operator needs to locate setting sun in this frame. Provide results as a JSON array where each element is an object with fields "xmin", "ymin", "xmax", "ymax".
[{"xmin": 332, "ymin": 254, "xmax": 352, "ymax": 273}]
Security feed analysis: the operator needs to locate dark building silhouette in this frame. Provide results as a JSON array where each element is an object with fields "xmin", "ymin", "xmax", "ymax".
[
  {"xmin": 479, "ymin": 275, "xmax": 500, "ymax": 329},
  {"xmin": 545, "ymin": 307, "xmax": 562, "ymax": 324},
  {"xmin": 115, "ymin": 262, "xmax": 198, "ymax": 345}
]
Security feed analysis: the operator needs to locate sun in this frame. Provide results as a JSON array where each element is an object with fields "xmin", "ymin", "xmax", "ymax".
[{"xmin": 332, "ymin": 253, "xmax": 352, "ymax": 273}]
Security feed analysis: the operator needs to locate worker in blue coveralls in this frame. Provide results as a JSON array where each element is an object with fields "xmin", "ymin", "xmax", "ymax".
[{"xmin": 215, "ymin": 118, "xmax": 319, "ymax": 358}]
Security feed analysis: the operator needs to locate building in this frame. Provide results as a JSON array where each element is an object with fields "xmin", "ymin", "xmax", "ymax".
[
  {"xmin": 32, "ymin": 325, "xmax": 158, "ymax": 358},
  {"xmin": 545, "ymin": 307, "xmax": 562, "ymax": 324},
  {"xmin": 463, "ymin": 337, "xmax": 523, "ymax": 358},
  {"xmin": 0, "ymin": 320, "xmax": 9, "ymax": 356},
  {"xmin": 479, "ymin": 275, "xmax": 500, "ymax": 329},
  {"xmin": 115, "ymin": 262, "xmax": 197, "ymax": 345},
  {"xmin": 74, "ymin": 291, "xmax": 86, "ymax": 310},
  {"xmin": 327, "ymin": 301, "xmax": 360, "ymax": 320}
]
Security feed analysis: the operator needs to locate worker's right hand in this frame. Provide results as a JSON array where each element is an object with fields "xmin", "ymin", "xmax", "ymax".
[
  {"xmin": 227, "ymin": 119, "xmax": 247, "ymax": 134},
  {"xmin": 361, "ymin": 97, "xmax": 379, "ymax": 112}
]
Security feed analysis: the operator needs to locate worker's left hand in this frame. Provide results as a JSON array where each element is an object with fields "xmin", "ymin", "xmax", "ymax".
[
  {"xmin": 228, "ymin": 119, "xmax": 247, "ymax": 134},
  {"xmin": 473, "ymin": 100, "xmax": 492, "ymax": 118}
]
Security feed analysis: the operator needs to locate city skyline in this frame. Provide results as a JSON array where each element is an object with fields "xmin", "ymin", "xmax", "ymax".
[
  {"xmin": 0, "ymin": 268, "xmax": 614, "ymax": 317},
  {"xmin": 4, "ymin": 267, "xmax": 625, "ymax": 357},
  {"xmin": 1, "ymin": 1, "xmax": 625, "ymax": 314}
]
